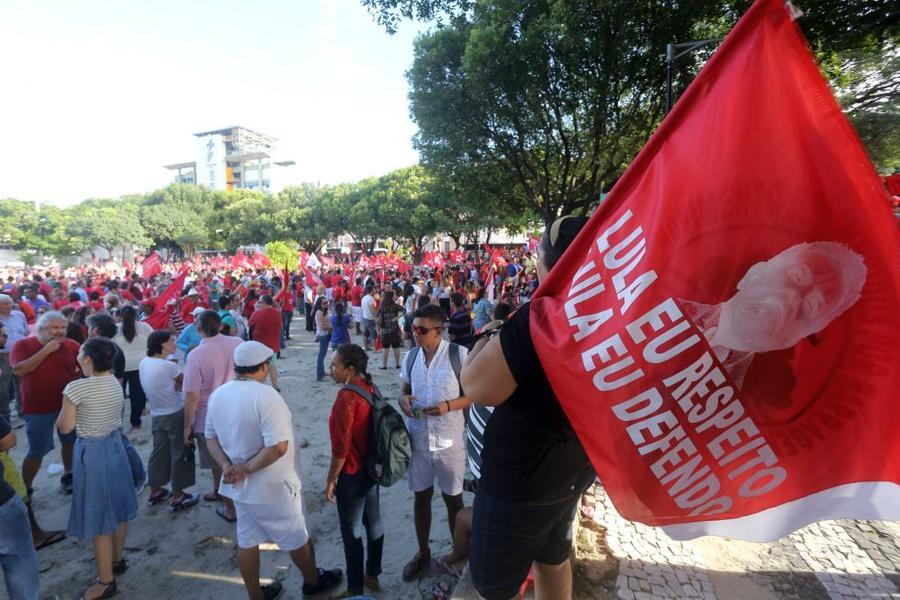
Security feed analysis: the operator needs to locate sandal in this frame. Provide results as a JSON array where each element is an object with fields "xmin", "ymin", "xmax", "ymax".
[
  {"xmin": 432, "ymin": 556, "xmax": 462, "ymax": 578},
  {"xmin": 169, "ymin": 492, "xmax": 200, "ymax": 513},
  {"xmin": 113, "ymin": 558, "xmax": 128, "ymax": 575},
  {"xmin": 35, "ymin": 529, "xmax": 66, "ymax": 550},
  {"xmin": 215, "ymin": 505, "xmax": 237, "ymax": 523},
  {"xmin": 203, "ymin": 491, "xmax": 224, "ymax": 503},
  {"xmin": 402, "ymin": 551, "xmax": 430, "ymax": 581},
  {"xmin": 147, "ymin": 488, "xmax": 172, "ymax": 506},
  {"xmin": 79, "ymin": 578, "xmax": 117, "ymax": 600}
]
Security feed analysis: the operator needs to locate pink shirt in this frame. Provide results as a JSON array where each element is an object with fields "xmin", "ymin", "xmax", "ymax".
[{"xmin": 183, "ymin": 333, "xmax": 243, "ymax": 432}]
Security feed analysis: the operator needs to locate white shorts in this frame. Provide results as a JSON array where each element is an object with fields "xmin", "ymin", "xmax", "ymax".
[
  {"xmin": 234, "ymin": 484, "xmax": 309, "ymax": 550},
  {"xmin": 408, "ymin": 444, "xmax": 466, "ymax": 496},
  {"xmin": 351, "ymin": 306, "xmax": 362, "ymax": 323}
]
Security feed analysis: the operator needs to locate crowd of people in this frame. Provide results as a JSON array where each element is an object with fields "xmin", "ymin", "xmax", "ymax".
[{"xmin": 0, "ymin": 228, "xmax": 595, "ymax": 600}]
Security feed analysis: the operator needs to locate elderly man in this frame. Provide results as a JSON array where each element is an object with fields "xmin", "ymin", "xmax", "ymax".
[
  {"xmin": 205, "ymin": 341, "xmax": 342, "ymax": 600},
  {"xmin": 397, "ymin": 304, "xmax": 470, "ymax": 581},
  {"xmin": 10, "ymin": 312, "xmax": 81, "ymax": 494},
  {"xmin": 183, "ymin": 310, "xmax": 243, "ymax": 522},
  {"xmin": 0, "ymin": 295, "xmax": 29, "ymax": 428}
]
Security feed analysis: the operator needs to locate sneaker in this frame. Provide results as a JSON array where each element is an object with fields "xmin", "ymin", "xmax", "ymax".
[
  {"xmin": 134, "ymin": 472, "xmax": 148, "ymax": 495},
  {"xmin": 261, "ymin": 581, "xmax": 283, "ymax": 600},
  {"xmin": 9, "ymin": 416, "xmax": 24, "ymax": 430},
  {"xmin": 60, "ymin": 472, "xmax": 73, "ymax": 495},
  {"xmin": 302, "ymin": 567, "xmax": 343, "ymax": 596},
  {"xmin": 364, "ymin": 574, "xmax": 380, "ymax": 591}
]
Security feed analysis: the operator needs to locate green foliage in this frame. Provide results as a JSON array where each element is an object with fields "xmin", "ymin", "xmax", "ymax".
[
  {"xmin": 265, "ymin": 240, "xmax": 299, "ymax": 270},
  {"xmin": 0, "ymin": 199, "xmax": 39, "ymax": 249}
]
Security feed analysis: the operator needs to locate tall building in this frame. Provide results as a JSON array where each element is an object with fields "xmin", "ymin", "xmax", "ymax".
[{"xmin": 164, "ymin": 126, "xmax": 296, "ymax": 193}]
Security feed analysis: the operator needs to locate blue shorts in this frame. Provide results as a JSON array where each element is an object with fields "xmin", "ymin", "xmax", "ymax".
[
  {"xmin": 469, "ymin": 490, "xmax": 579, "ymax": 600},
  {"xmin": 24, "ymin": 412, "xmax": 76, "ymax": 460}
]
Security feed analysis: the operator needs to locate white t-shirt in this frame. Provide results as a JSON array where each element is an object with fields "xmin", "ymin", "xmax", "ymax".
[
  {"xmin": 114, "ymin": 321, "xmax": 153, "ymax": 372},
  {"xmin": 204, "ymin": 379, "xmax": 301, "ymax": 504},
  {"xmin": 139, "ymin": 357, "xmax": 183, "ymax": 416},
  {"xmin": 361, "ymin": 294, "xmax": 377, "ymax": 321}
]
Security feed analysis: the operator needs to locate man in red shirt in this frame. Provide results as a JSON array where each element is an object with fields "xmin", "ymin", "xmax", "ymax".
[
  {"xmin": 249, "ymin": 295, "xmax": 283, "ymax": 391},
  {"xmin": 11, "ymin": 311, "xmax": 81, "ymax": 494}
]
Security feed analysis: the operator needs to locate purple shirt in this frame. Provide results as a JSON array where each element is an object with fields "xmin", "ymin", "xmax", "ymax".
[{"xmin": 183, "ymin": 334, "xmax": 243, "ymax": 432}]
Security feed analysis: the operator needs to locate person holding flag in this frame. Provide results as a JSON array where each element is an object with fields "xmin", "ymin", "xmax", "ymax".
[{"xmin": 460, "ymin": 216, "xmax": 595, "ymax": 600}]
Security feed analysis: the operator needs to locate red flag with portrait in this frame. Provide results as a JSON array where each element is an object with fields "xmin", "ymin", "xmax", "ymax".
[{"xmin": 530, "ymin": 0, "xmax": 900, "ymax": 541}]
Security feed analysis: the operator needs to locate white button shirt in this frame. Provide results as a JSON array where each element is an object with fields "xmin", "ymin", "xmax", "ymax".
[{"xmin": 400, "ymin": 340, "xmax": 467, "ymax": 452}]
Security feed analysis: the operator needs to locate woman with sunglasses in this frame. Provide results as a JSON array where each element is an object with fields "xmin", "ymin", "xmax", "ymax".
[{"xmin": 461, "ymin": 215, "xmax": 596, "ymax": 600}]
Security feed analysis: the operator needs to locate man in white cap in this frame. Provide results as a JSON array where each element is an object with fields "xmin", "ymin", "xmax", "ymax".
[
  {"xmin": 175, "ymin": 306, "xmax": 207, "ymax": 360},
  {"xmin": 204, "ymin": 341, "xmax": 342, "ymax": 600}
]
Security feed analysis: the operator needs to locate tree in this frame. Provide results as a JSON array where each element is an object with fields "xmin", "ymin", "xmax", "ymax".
[
  {"xmin": 140, "ymin": 185, "xmax": 215, "ymax": 256},
  {"xmin": 346, "ymin": 178, "xmax": 386, "ymax": 254},
  {"xmin": 265, "ymin": 240, "xmax": 299, "ymax": 270},
  {"xmin": 65, "ymin": 201, "xmax": 150, "ymax": 259},
  {"xmin": 360, "ymin": 0, "xmax": 472, "ymax": 33},
  {"xmin": 0, "ymin": 199, "xmax": 38, "ymax": 249},
  {"xmin": 408, "ymin": 1, "xmax": 726, "ymax": 227},
  {"xmin": 24, "ymin": 205, "xmax": 72, "ymax": 260}
]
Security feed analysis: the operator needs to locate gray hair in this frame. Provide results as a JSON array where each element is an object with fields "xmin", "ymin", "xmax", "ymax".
[
  {"xmin": 0, "ymin": 294, "xmax": 12, "ymax": 304},
  {"xmin": 36, "ymin": 310, "xmax": 67, "ymax": 330}
]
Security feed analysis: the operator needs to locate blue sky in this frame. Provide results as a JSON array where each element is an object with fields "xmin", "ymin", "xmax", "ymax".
[{"xmin": 0, "ymin": 0, "xmax": 423, "ymax": 206}]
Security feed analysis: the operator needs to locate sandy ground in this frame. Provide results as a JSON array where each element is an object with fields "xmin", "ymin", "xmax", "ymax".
[{"xmin": 10, "ymin": 317, "xmax": 466, "ymax": 600}]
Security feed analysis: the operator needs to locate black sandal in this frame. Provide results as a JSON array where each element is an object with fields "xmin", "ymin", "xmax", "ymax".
[
  {"xmin": 79, "ymin": 578, "xmax": 117, "ymax": 600},
  {"xmin": 113, "ymin": 558, "xmax": 128, "ymax": 575}
]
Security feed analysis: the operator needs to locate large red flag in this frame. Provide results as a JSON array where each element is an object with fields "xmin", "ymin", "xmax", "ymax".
[
  {"xmin": 530, "ymin": 0, "xmax": 900, "ymax": 542},
  {"xmin": 141, "ymin": 252, "xmax": 162, "ymax": 280},
  {"xmin": 145, "ymin": 266, "xmax": 189, "ymax": 330}
]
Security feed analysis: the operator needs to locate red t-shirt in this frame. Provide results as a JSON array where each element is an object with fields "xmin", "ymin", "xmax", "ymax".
[
  {"xmin": 328, "ymin": 379, "xmax": 373, "ymax": 475},
  {"xmin": 10, "ymin": 337, "xmax": 81, "ymax": 414},
  {"xmin": 350, "ymin": 285, "xmax": 363, "ymax": 307},
  {"xmin": 249, "ymin": 306, "xmax": 282, "ymax": 353},
  {"xmin": 276, "ymin": 287, "xmax": 295, "ymax": 311}
]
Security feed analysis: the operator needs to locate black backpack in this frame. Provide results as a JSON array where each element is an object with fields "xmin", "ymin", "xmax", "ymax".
[{"xmin": 345, "ymin": 382, "xmax": 412, "ymax": 487}]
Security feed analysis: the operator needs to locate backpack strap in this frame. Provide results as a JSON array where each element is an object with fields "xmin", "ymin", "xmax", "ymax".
[
  {"xmin": 404, "ymin": 346, "xmax": 420, "ymax": 387},
  {"xmin": 448, "ymin": 343, "xmax": 464, "ymax": 396}
]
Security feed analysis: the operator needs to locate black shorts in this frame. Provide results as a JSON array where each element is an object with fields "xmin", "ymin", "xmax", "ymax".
[
  {"xmin": 381, "ymin": 331, "xmax": 402, "ymax": 348},
  {"xmin": 469, "ymin": 490, "xmax": 579, "ymax": 600}
]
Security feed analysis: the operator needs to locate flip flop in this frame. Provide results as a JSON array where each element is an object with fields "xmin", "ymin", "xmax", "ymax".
[
  {"xmin": 216, "ymin": 505, "xmax": 237, "ymax": 523},
  {"xmin": 35, "ymin": 530, "xmax": 66, "ymax": 550},
  {"xmin": 402, "ymin": 552, "xmax": 430, "ymax": 581},
  {"xmin": 203, "ymin": 491, "xmax": 224, "ymax": 502}
]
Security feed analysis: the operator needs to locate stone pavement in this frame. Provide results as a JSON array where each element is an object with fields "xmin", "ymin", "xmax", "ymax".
[{"xmin": 587, "ymin": 483, "xmax": 900, "ymax": 600}]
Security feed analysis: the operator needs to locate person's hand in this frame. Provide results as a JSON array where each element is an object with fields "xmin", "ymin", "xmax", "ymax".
[
  {"xmin": 183, "ymin": 425, "xmax": 194, "ymax": 447},
  {"xmin": 325, "ymin": 478, "xmax": 337, "ymax": 504},
  {"xmin": 399, "ymin": 395, "xmax": 415, "ymax": 418},
  {"xmin": 43, "ymin": 338, "xmax": 63, "ymax": 354},
  {"xmin": 224, "ymin": 463, "xmax": 248, "ymax": 485},
  {"xmin": 424, "ymin": 401, "xmax": 450, "ymax": 417}
]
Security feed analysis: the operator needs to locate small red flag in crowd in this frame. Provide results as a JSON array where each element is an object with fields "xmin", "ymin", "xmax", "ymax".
[
  {"xmin": 141, "ymin": 251, "xmax": 162, "ymax": 279},
  {"xmin": 530, "ymin": 0, "xmax": 900, "ymax": 541},
  {"xmin": 145, "ymin": 266, "xmax": 189, "ymax": 330}
]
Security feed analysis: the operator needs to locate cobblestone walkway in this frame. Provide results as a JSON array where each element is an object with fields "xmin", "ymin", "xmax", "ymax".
[{"xmin": 590, "ymin": 485, "xmax": 900, "ymax": 599}]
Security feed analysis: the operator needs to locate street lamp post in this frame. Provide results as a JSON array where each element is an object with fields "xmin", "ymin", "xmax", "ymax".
[{"xmin": 665, "ymin": 38, "xmax": 722, "ymax": 113}]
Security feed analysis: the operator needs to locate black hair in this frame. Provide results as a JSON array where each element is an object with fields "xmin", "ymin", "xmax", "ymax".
[
  {"xmin": 416, "ymin": 294, "xmax": 431, "ymax": 310},
  {"xmin": 539, "ymin": 215, "xmax": 590, "ymax": 271},
  {"xmin": 334, "ymin": 301, "xmax": 346, "ymax": 318},
  {"xmin": 413, "ymin": 304, "xmax": 445, "ymax": 326},
  {"xmin": 196, "ymin": 310, "xmax": 222, "ymax": 337},
  {"xmin": 259, "ymin": 294, "xmax": 274, "ymax": 306},
  {"xmin": 450, "ymin": 291, "xmax": 464, "ymax": 307},
  {"xmin": 381, "ymin": 289, "xmax": 396, "ymax": 308},
  {"xmin": 81, "ymin": 337, "xmax": 116, "ymax": 373},
  {"xmin": 334, "ymin": 343, "xmax": 372, "ymax": 384},
  {"xmin": 147, "ymin": 330, "xmax": 172, "ymax": 356},
  {"xmin": 475, "ymin": 288, "xmax": 486, "ymax": 301},
  {"xmin": 74, "ymin": 305, "xmax": 93, "ymax": 326},
  {"xmin": 235, "ymin": 361, "xmax": 267, "ymax": 375},
  {"xmin": 87, "ymin": 313, "xmax": 117, "ymax": 339},
  {"xmin": 68, "ymin": 291, "xmax": 81, "ymax": 302},
  {"xmin": 61, "ymin": 306, "xmax": 75, "ymax": 318},
  {"xmin": 218, "ymin": 294, "xmax": 231, "ymax": 310},
  {"xmin": 120, "ymin": 304, "xmax": 138, "ymax": 343},
  {"xmin": 89, "ymin": 290, "xmax": 100, "ymax": 301},
  {"xmin": 494, "ymin": 302, "xmax": 513, "ymax": 321}
]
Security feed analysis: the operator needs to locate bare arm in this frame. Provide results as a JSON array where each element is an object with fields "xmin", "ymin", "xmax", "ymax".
[
  {"xmin": 225, "ymin": 440, "xmax": 289, "ymax": 484},
  {"xmin": 56, "ymin": 396, "xmax": 77, "ymax": 434},
  {"xmin": 204, "ymin": 435, "xmax": 231, "ymax": 470},
  {"xmin": 183, "ymin": 390, "xmax": 200, "ymax": 444},
  {"xmin": 0, "ymin": 430, "xmax": 16, "ymax": 451},
  {"xmin": 460, "ymin": 334, "xmax": 517, "ymax": 407},
  {"xmin": 325, "ymin": 455, "xmax": 346, "ymax": 503}
]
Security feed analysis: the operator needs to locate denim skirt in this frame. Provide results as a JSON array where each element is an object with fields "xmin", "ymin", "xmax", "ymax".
[{"xmin": 67, "ymin": 431, "xmax": 139, "ymax": 540}]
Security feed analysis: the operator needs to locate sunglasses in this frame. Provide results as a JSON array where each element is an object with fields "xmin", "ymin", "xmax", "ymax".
[{"xmin": 412, "ymin": 325, "xmax": 442, "ymax": 336}]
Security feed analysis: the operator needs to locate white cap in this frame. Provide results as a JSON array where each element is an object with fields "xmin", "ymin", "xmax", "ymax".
[
  {"xmin": 233, "ymin": 341, "xmax": 273, "ymax": 367},
  {"xmin": 187, "ymin": 288, "xmax": 199, "ymax": 296},
  {"xmin": 191, "ymin": 306, "xmax": 205, "ymax": 317}
]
